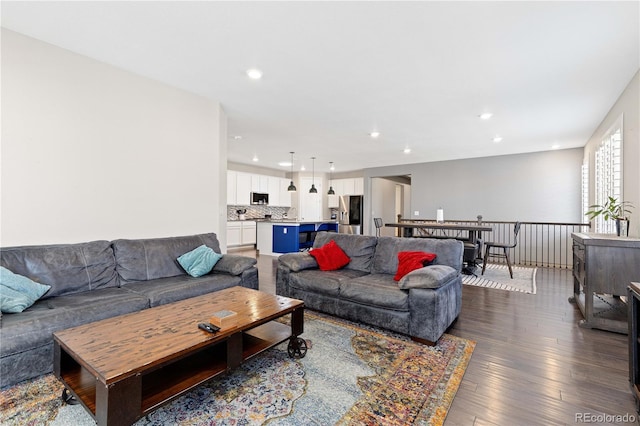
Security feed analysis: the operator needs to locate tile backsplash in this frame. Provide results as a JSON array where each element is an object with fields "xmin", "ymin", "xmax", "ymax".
[{"xmin": 227, "ymin": 205, "xmax": 292, "ymax": 221}]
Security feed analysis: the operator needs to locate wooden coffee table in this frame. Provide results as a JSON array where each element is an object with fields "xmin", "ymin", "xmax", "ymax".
[{"xmin": 53, "ymin": 286, "xmax": 305, "ymax": 426}]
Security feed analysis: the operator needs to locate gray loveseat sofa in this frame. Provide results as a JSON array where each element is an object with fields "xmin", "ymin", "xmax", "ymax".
[
  {"xmin": 276, "ymin": 232, "xmax": 463, "ymax": 345},
  {"xmin": 0, "ymin": 233, "xmax": 258, "ymax": 388}
]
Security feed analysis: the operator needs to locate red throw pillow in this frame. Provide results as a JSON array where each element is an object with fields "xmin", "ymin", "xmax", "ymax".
[
  {"xmin": 394, "ymin": 251, "xmax": 437, "ymax": 281},
  {"xmin": 309, "ymin": 240, "xmax": 351, "ymax": 271}
]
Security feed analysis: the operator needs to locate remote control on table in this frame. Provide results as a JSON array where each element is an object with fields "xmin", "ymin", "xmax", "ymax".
[{"xmin": 198, "ymin": 322, "xmax": 220, "ymax": 333}]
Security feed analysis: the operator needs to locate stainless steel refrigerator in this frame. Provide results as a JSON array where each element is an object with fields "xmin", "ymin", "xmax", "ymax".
[{"xmin": 338, "ymin": 195, "xmax": 363, "ymax": 234}]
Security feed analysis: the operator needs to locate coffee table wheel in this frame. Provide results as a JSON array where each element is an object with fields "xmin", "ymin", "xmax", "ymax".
[
  {"xmin": 61, "ymin": 388, "xmax": 79, "ymax": 405},
  {"xmin": 287, "ymin": 337, "xmax": 308, "ymax": 359}
]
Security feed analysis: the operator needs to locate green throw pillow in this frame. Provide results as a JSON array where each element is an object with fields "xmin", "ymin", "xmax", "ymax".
[
  {"xmin": 0, "ymin": 266, "xmax": 51, "ymax": 313},
  {"xmin": 177, "ymin": 245, "xmax": 222, "ymax": 278}
]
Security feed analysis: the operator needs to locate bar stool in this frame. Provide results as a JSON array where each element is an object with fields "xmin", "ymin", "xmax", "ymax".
[
  {"xmin": 482, "ymin": 222, "xmax": 521, "ymax": 279},
  {"xmin": 374, "ymin": 218, "xmax": 383, "ymax": 237}
]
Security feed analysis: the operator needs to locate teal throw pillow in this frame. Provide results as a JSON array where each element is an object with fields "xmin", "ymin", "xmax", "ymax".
[
  {"xmin": 1, "ymin": 284, "xmax": 33, "ymax": 313},
  {"xmin": 0, "ymin": 266, "xmax": 51, "ymax": 313},
  {"xmin": 177, "ymin": 245, "xmax": 222, "ymax": 278}
]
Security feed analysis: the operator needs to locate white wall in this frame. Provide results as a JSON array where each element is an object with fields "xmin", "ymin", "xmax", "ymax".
[
  {"xmin": 583, "ymin": 70, "xmax": 639, "ymax": 237},
  {"xmin": 1, "ymin": 30, "xmax": 226, "ymax": 246},
  {"xmin": 365, "ymin": 148, "xmax": 583, "ymax": 223},
  {"xmin": 216, "ymin": 107, "xmax": 229, "ymax": 250},
  {"xmin": 371, "ymin": 178, "xmax": 397, "ymax": 236}
]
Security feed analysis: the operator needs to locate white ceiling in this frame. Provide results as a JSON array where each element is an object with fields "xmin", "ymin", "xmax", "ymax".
[{"xmin": 2, "ymin": 1, "xmax": 639, "ymax": 173}]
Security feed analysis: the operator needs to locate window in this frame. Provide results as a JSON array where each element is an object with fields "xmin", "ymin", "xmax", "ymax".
[
  {"xmin": 581, "ymin": 161, "xmax": 589, "ymax": 221},
  {"xmin": 593, "ymin": 116, "xmax": 623, "ymax": 233}
]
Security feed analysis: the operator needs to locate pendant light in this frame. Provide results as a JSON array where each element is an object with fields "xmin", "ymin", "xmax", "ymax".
[
  {"xmin": 287, "ymin": 152, "xmax": 296, "ymax": 191},
  {"xmin": 327, "ymin": 162, "xmax": 335, "ymax": 195},
  {"xmin": 309, "ymin": 157, "xmax": 318, "ymax": 193}
]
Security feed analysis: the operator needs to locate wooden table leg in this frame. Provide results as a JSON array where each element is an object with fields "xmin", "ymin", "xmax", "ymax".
[
  {"xmin": 95, "ymin": 374, "xmax": 141, "ymax": 426},
  {"xmin": 291, "ymin": 307, "xmax": 304, "ymax": 337},
  {"xmin": 227, "ymin": 332, "xmax": 243, "ymax": 370},
  {"xmin": 287, "ymin": 307, "xmax": 307, "ymax": 358}
]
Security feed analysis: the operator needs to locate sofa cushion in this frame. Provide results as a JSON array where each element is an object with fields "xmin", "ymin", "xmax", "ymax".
[
  {"xmin": 393, "ymin": 251, "xmax": 437, "ymax": 281},
  {"xmin": 0, "ymin": 267, "xmax": 51, "ymax": 313},
  {"xmin": 398, "ymin": 265, "xmax": 458, "ymax": 289},
  {"xmin": 372, "ymin": 236, "xmax": 464, "ymax": 275},
  {"xmin": 122, "ymin": 273, "xmax": 242, "ymax": 307},
  {"xmin": 289, "ymin": 269, "xmax": 369, "ymax": 296},
  {"xmin": 309, "ymin": 240, "xmax": 351, "ymax": 271},
  {"xmin": 212, "ymin": 254, "xmax": 257, "ymax": 276},
  {"xmin": 0, "ymin": 240, "xmax": 119, "ymax": 298},
  {"xmin": 340, "ymin": 274, "xmax": 409, "ymax": 311},
  {"xmin": 313, "ymin": 232, "xmax": 378, "ymax": 272},
  {"xmin": 113, "ymin": 233, "xmax": 222, "ymax": 282},
  {"xmin": 0, "ymin": 287, "xmax": 149, "ymax": 358},
  {"xmin": 177, "ymin": 245, "xmax": 222, "ymax": 277},
  {"xmin": 279, "ymin": 252, "xmax": 318, "ymax": 272}
]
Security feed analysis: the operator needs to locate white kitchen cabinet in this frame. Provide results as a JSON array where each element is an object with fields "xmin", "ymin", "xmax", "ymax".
[
  {"xmin": 236, "ymin": 172, "xmax": 251, "ymax": 205},
  {"xmin": 260, "ymin": 175, "xmax": 269, "ymax": 193},
  {"xmin": 267, "ymin": 176, "xmax": 281, "ymax": 206},
  {"xmin": 227, "ymin": 171, "xmax": 237, "ymax": 205},
  {"xmin": 241, "ymin": 221, "xmax": 257, "ymax": 245},
  {"xmin": 227, "ymin": 222, "xmax": 242, "ymax": 246},
  {"xmin": 332, "ymin": 179, "xmax": 344, "ymax": 196},
  {"xmin": 250, "ymin": 175, "xmax": 259, "ymax": 192},
  {"xmin": 227, "ymin": 221, "xmax": 256, "ymax": 247},
  {"xmin": 342, "ymin": 178, "xmax": 356, "ymax": 195},
  {"xmin": 279, "ymin": 178, "xmax": 292, "ymax": 207},
  {"xmin": 331, "ymin": 178, "xmax": 363, "ymax": 195},
  {"xmin": 228, "ymin": 171, "xmax": 295, "ymax": 206},
  {"xmin": 353, "ymin": 177, "xmax": 364, "ymax": 195},
  {"xmin": 327, "ymin": 194, "xmax": 339, "ymax": 208},
  {"xmin": 251, "ymin": 174, "xmax": 269, "ymax": 193}
]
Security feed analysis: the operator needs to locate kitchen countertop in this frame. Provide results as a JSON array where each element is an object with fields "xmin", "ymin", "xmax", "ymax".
[
  {"xmin": 228, "ymin": 219, "xmax": 338, "ymax": 223},
  {"xmin": 257, "ymin": 219, "xmax": 338, "ymax": 224}
]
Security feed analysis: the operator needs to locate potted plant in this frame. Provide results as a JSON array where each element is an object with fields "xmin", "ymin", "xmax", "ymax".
[{"xmin": 586, "ymin": 196, "xmax": 634, "ymax": 236}]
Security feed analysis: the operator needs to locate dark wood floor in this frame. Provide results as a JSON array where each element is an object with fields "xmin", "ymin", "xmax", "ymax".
[{"xmin": 234, "ymin": 248, "xmax": 636, "ymax": 425}]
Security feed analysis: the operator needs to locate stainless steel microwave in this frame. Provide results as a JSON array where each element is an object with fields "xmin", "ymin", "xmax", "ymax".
[{"xmin": 250, "ymin": 192, "xmax": 269, "ymax": 205}]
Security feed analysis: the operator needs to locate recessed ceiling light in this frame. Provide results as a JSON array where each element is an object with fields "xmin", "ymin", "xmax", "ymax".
[
  {"xmin": 551, "ymin": 144, "xmax": 560, "ymax": 150},
  {"xmin": 278, "ymin": 161, "xmax": 292, "ymax": 167},
  {"xmin": 403, "ymin": 147, "xmax": 411, "ymax": 154},
  {"xmin": 493, "ymin": 136, "xmax": 503, "ymax": 143},
  {"xmin": 300, "ymin": 165, "xmax": 306, "ymax": 171},
  {"xmin": 252, "ymin": 155, "xmax": 259, "ymax": 162},
  {"xmin": 246, "ymin": 68, "xmax": 263, "ymax": 80},
  {"xmin": 370, "ymin": 131, "xmax": 380, "ymax": 138},
  {"xmin": 479, "ymin": 113, "xmax": 493, "ymax": 120}
]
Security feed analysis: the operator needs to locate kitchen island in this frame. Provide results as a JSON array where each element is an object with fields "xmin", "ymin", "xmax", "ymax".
[{"xmin": 256, "ymin": 220, "xmax": 339, "ymax": 256}]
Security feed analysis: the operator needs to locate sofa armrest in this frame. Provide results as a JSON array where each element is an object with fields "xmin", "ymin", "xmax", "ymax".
[
  {"xmin": 212, "ymin": 254, "xmax": 257, "ymax": 276},
  {"xmin": 398, "ymin": 265, "xmax": 457, "ymax": 289},
  {"xmin": 278, "ymin": 252, "xmax": 318, "ymax": 272}
]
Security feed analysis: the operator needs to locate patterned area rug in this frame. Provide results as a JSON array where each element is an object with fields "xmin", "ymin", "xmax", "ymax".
[
  {"xmin": 463, "ymin": 263, "xmax": 537, "ymax": 294},
  {"xmin": 0, "ymin": 374, "xmax": 62, "ymax": 425},
  {"xmin": 0, "ymin": 313, "xmax": 475, "ymax": 426}
]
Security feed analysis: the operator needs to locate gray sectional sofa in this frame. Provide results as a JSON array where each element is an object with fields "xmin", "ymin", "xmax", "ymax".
[
  {"xmin": 276, "ymin": 232, "xmax": 463, "ymax": 345},
  {"xmin": 0, "ymin": 233, "xmax": 258, "ymax": 388}
]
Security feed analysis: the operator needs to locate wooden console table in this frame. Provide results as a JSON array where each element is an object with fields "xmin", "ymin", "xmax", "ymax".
[
  {"xmin": 628, "ymin": 282, "xmax": 640, "ymax": 413},
  {"xmin": 569, "ymin": 233, "xmax": 640, "ymax": 333}
]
